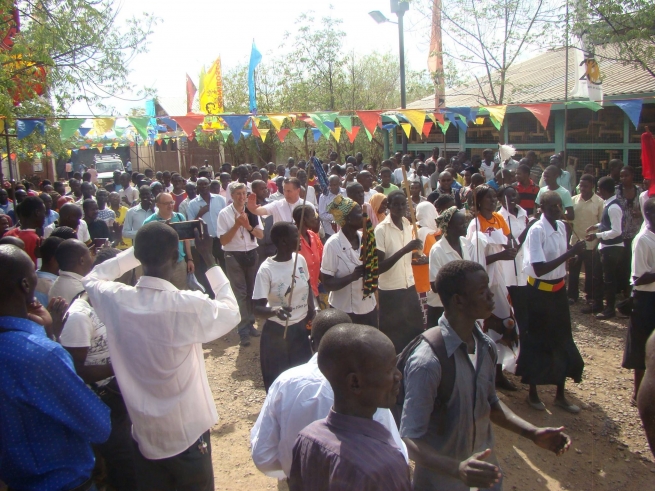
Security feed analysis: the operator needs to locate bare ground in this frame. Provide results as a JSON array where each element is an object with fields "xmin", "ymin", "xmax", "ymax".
[{"xmin": 205, "ymin": 306, "xmax": 655, "ymax": 491}]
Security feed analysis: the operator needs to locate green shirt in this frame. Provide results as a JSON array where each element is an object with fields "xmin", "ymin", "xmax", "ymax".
[
  {"xmin": 380, "ymin": 183, "xmax": 400, "ymax": 196},
  {"xmin": 142, "ymin": 212, "xmax": 186, "ymax": 262},
  {"xmin": 534, "ymin": 185, "xmax": 574, "ymax": 209}
]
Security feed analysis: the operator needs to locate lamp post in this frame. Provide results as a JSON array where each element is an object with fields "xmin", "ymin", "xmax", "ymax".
[{"xmin": 369, "ymin": 0, "xmax": 409, "ymax": 153}]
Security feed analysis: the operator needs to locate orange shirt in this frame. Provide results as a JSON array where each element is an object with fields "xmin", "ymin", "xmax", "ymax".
[
  {"xmin": 299, "ymin": 229, "xmax": 323, "ymax": 297},
  {"xmin": 5, "ymin": 228, "xmax": 40, "ymax": 268},
  {"xmin": 412, "ymin": 232, "xmax": 438, "ymax": 293},
  {"xmin": 478, "ymin": 212, "xmax": 510, "ymax": 235}
]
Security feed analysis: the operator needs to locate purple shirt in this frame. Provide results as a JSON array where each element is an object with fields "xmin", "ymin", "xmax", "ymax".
[{"xmin": 289, "ymin": 409, "xmax": 411, "ymax": 491}]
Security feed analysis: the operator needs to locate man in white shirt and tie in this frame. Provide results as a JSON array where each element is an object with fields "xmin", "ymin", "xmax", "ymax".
[{"xmin": 83, "ymin": 221, "xmax": 240, "ymax": 490}]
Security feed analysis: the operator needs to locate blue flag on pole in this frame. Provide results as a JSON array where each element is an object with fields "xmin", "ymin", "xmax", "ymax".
[
  {"xmin": 248, "ymin": 40, "xmax": 262, "ymax": 113},
  {"xmin": 310, "ymin": 156, "xmax": 329, "ymax": 195}
]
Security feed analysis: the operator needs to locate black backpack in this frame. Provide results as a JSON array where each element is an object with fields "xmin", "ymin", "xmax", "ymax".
[{"xmin": 394, "ymin": 325, "xmax": 494, "ymax": 434}]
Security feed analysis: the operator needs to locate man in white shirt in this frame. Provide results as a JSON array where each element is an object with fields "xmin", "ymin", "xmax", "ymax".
[
  {"xmin": 392, "ymin": 155, "xmax": 414, "ymax": 186},
  {"xmin": 82, "ymin": 221, "xmax": 240, "ymax": 490},
  {"xmin": 479, "ymin": 149, "xmax": 497, "ymax": 181},
  {"xmin": 216, "ymin": 182, "xmax": 264, "ymax": 347},
  {"xmin": 318, "ymin": 176, "xmax": 346, "ymax": 239},
  {"xmin": 268, "ymin": 176, "xmax": 285, "ymax": 202},
  {"xmin": 584, "ymin": 177, "xmax": 624, "ymax": 319},
  {"xmin": 118, "ymin": 173, "xmax": 139, "ymax": 207},
  {"xmin": 122, "ymin": 186, "xmax": 155, "ymax": 242},
  {"xmin": 48, "ymin": 239, "xmax": 94, "ymax": 303},
  {"xmin": 247, "ymin": 177, "xmax": 314, "ymax": 224},
  {"xmin": 250, "ymin": 309, "xmax": 408, "ymax": 478},
  {"xmin": 296, "ymin": 169, "xmax": 317, "ymax": 206},
  {"xmin": 356, "ymin": 170, "xmax": 375, "ymax": 203},
  {"xmin": 43, "ymin": 203, "xmax": 91, "ymax": 244}
]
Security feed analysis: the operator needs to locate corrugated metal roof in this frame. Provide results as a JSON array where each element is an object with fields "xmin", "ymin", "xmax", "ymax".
[{"xmin": 408, "ymin": 45, "xmax": 655, "ymax": 110}]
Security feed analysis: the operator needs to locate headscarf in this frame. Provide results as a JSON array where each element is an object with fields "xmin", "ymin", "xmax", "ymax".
[
  {"xmin": 415, "ymin": 201, "xmax": 438, "ymax": 243},
  {"xmin": 327, "ymin": 194, "xmax": 357, "ymax": 227},
  {"xmin": 369, "ymin": 192, "xmax": 387, "ymax": 224},
  {"xmin": 435, "ymin": 206, "xmax": 459, "ymax": 237}
]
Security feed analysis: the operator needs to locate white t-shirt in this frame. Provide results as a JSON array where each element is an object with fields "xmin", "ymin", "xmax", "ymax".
[
  {"xmin": 261, "ymin": 199, "xmax": 315, "ymax": 224},
  {"xmin": 253, "ymin": 254, "xmax": 311, "ymax": 326},
  {"xmin": 216, "ymin": 204, "xmax": 262, "ymax": 252},
  {"xmin": 632, "ymin": 228, "xmax": 655, "ymax": 292},
  {"xmin": 59, "ymin": 296, "xmax": 112, "ymax": 386},
  {"xmin": 43, "ymin": 219, "xmax": 90, "ymax": 243},
  {"xmin": 479, "ymin": 161, "xmax": 495, "ymax": 180},
  {"xmin": 522, "ymin": 215, "xmax": 568, "ymax": 280}
]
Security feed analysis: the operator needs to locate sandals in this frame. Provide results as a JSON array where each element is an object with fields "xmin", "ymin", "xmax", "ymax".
[
  {"xmin": 554, "ymin": 399, "xmax": 581, "ymax": 414},
  {"xmin": 527, "ymin": 397, "xmax": 546, "ymax": 411}
]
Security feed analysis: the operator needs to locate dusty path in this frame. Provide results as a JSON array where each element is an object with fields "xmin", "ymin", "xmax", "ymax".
[{"xmin": 205, "ymin": 306, "xmax": 655, "ymax": 490}]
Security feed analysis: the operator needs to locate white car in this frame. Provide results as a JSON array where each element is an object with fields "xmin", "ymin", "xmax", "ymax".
[{"xmin": 95, "ymin": 155, "xmax": 125, "ymax": 187}]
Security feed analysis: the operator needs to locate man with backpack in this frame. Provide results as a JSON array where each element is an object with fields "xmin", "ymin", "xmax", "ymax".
[{"xmin": 398, "ymin": 260, "xmax": 572, "ymax": 490}]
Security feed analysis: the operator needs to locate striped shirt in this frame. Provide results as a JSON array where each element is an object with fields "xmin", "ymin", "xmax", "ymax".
[{"xmin": 516, "ymin": 180, "xmax": 540, "ymax": 216}]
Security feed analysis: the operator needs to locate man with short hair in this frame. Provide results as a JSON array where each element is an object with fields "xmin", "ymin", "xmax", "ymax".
[
  {"xmin": 285, "ymin": 157, "xmax": 295, "ymax": 177},
  {"xmin": 83, "ymin": 199, "xmax": 111, "ymax": 241},
  {"xmin": 535, "ymin": 165, "xmax": 574, "ymax": 221},
  {"xmin": 162, "ymin": 171, "xmax": 173, "ymax": 192},
  {"xmin": 247, "ymin": 177, "xmax": 315, "ymax": 224},
  {"xmin": 318, "ymin": 175, "xmax": 347, "ymax": 239},
  {"xmin": 251, "ymin": 179, "xmax": 276, "ymax": 265},
  {"xmin": 77, "ymin": 181, "xmax": 96, "ymax": 205},
  {"xmin": 44, "ymin": 202, "xmax": 91, "ymax": 244},
  {"xmin": 269, "ymin": 176, "xmax": 285, "ymax": 201},
  {"xmin": 40, "ymin": 192, "xmax": 59, "ymax": 226},
  {"xmin": 479, "ymin": 148, "xmax": 497, "ymax": 180},
  {"xmin": 379, "ymin": 166, "xmax": 400, "ymax": 196},
  {"xmin": 49, "ymin": 239, "xmax": 94, "ymax": 303},
  {"xmin": 171, "ymin": 174, "xmax": 187, "ymax": 212},
  {"xmin": 178, "ymin": 181, "xmax": 197, "ymax": 219},
  {"xmin": 296, "ymin": 169, "xmax": 317, "ymax": 206},
  {"xmin": 289, "ymin": 324, "xmax": 411, "ymax": 490},
  {"xmin": 0, "ymin": 244, "xmax": 111, "ymax": 491},
  {"xmin": 122, "ymin": 186, "xmax": 155, "ymax": 242},
  {"xmin": 0, "ymin": 188, "xmax": 14, "ymax": 215},
  {"xmin": 108, "ymin": 192, "xmax": 131, "ymax": 250},
  {"xmin": 4, "ymin": 196, "xmax": 45, "ymax": 267},
  {"xmin": 401, "ymin": 260, "xmax": 573, "ymax": 491},
  {"xmin": 356, "ymin": 170, "xmax": 375, "ymax": 203},
  {"xmin": 82, "ymin": 221, "xmax": 240, "ymax": 489},
  {"xmin": 435, "ymin": 171, "xmax": 462, "ymax": 209},
  {"xmin": 393, "ymin": 154, "xmax": 414, "ymax": 185},
  {"xmin": 67, "ymin": 178, "xmax": 83, "ymax": 201},
  {"xmin": 35, "ymin": 236, "xmax": 64, "ymax": 305},
  {"xmin": 95, "ymin": 189, "xmax": 116, "ymax": 225},
  {"xmin": 515, "ymin": 163, "xmax": 540, "ymax": 216},
  {"xmin": 142, "ymin": 193, "xmax": 195, "ymax": 290},
  {"xmin": 118, "ymin": 173, "xmax": 139, "ymax": 207},
  {"xmin": 188, "ymin": 165, "xmax": 198, "ymax": 182}
]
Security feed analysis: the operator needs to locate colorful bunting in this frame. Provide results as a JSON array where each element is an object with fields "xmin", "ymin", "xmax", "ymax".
[
  {"xmin": 79, "ymin": 127, "xmax": 91, "ymax": 137},
  {"xmin": 268, "ymin": 114, "xmax": 287, "ymax": 131},
  {"xmin": 222, "ymin": 115, "xmax": 250, "ymax": 142},
  {"xmin": 292, "ymin": 128, "xmax": 306, "ymax": 141},
  {"xmin": 475, "ymin": 117, "xmax": 485, "ymax": 125},
  {"xmin": 173, "ymin": 115, "xmax": 204, "ymax": 136},
  {"xmin": 569, "ymin": 100, "xmax": 602, "ymax": 112},
  {"xmin": 489, "ymin": 116, "xmax": 502, "ymax": 131},
  {"xmin": 364, "ymin": 128, "xmax": 373, "ymax": 141},
  {"xmin": 399, "ymin": 110, "xmax": 427, "ymax": 134},
  {"xmin": 356, "ymin": 111, "xmax": 382, "ymax": 136},
  {"xmin": 332, "ymin": 127, "xmax": 342, "ymax": 141},
  {"xmin": 252, "ymin": 124, "xmax": 261, "ymax": 139},
  {"xmin": 613, "ymin": 100, "xmax": 643, "ymax": 129},
  {"xmin": 385, "ymin": 114, "xmax": 400, "ymax": 126},
  {"xmin": 128, "ymin": 117, "xmax": 150, "ymax": 140},
  {"xmin": 16, "ymin": 119, "xmax": 45, "ymax": 140},
  {"xmin": 259, "ymin": 128, "xmax": 269, "ymax": 141},
  {"xmin": 276, "ymin": 128, "xmax": 290, "ymax": 142},
  {"xmin": 400, "ymin": 123, "xmax": 412, "ymax": 138},
  {"xmin": 311, "ymin": 128, "xmax": 322, "ymax": 142},
  {"xmin": 337, "ymin": 116, "xmax": 352, "ymax": 132},
  {"xmin": 92, "ymin": 118, "xmax": 115, "ymax": 136},
  {"xmin": 59, "ymin": 119, "xmax": 84, "ymax": 141},
  {"xmin": 484, "ymin": 106, "xmax": 508, "ymax": 127},
  {"xmin": 346, "ymin": 126, "xmax": 360, "ymax": 143},
  {"xmin": 522, "ymin": 104, "xmax": 552, "ymax": 129},
  {"xmin": 219, "ymin": 129, "xmax": 232, "ymax": 141},
  {"xmin": 97, "ymin": 144, "xmax": 104, "ymax": 152},
  {"xmin": 437, "ymin": 120, "xmax": 451, "ymax": 133},
  {"xmin": 309, "ymin": 114, "xmax": 332, "ymax": 139},
  {"xmin": 422, "ymin": 122, "xmax": 433, "ymax": 138}
]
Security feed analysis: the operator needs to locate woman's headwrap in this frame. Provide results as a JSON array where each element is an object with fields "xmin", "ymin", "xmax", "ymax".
[
  {"xmin": 435, "ymin": 206, "xmax": 459, "ymax": 237},
  {"xmin": 369, "ymin": 192, "xmax": 387, "ymax": 223},
  {"xmin": 327, "ymin": 194, "xmax": 356, "ymax": 227},
  {"xmin": 416, "ymin": 201, "xmax": 438, "ymax": 232}
]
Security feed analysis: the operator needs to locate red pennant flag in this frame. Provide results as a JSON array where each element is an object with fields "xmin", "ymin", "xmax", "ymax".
[
  {"xmin": 186, "ymin": 74, "xmax": 197, "ymax": 115},
  {"xmin": 422, "ymin": 122, "xmax": 433, "ymax": 138},
  {"xmin": 356, "ymin": 111, "xmax": 381, "ymax": 136},
  {"xmin": 277, "ymin": 128, "xmax": 290, "ymax": 142},
  {"xmin": 346, "ymin": 126, "xmax": 360, "ymax": 143},
  {"xmin": 433, "ymin": 113, "xmax": 445, "ymax": 124},
  {"xmin": 172, "ymin": 115, "xmax": 204, "ymax": 136},
  {"xmin": 252, "ymin": 124, "xmax": 260, "ymax": 139},
  {"xmin": 522, "ymin": 103, "xmax": 552, "ymax": 129},
  {"xmin": 187, "ymin": 134, "xmax": 195, "ymax": 142}
]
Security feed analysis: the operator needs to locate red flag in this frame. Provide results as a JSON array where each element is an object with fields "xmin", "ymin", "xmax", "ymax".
[
  {"xmin": 433, "ymin": 113, "xmax": 445, "ymax": 124},
  {"xmin": 346, "ymin": 126, "xmax": 360, "ymax": 143},
  {"xmin": 252, "ymin": 124, "xmax": 260, "ymax": 139},
  {"xmin": 172, "ymin": 115, "xmax": 204, "ymax": 136},
  {"xmin": 0, "ymin": 6, "xmax": 20, "ymax": 51},
  {"xmin": 356, "ymin": 111, "xmax": 381, "ymax": 136},
  {"xmin": 642, "ymin": 128, "xmax": 655, "ymax": 196},
  {"xmin": 522, "ymin": 104, "xmax": 552, "ymax": 129},
  {"xmin": 422, "ymin": 122, "xmax": 433, "ymax": 138},
  {"xmin": 186, "ymin": 74, "xmax": 197, "ymax": 115},
  {"xmin": 277, "ymin": 128, "xmax": 290, "ymax": 142}
]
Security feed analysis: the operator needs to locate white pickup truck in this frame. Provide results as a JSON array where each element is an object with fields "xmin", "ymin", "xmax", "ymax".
[{"xmin": 95, "ymin": 154, "xmax": 125, "ymax": 187}]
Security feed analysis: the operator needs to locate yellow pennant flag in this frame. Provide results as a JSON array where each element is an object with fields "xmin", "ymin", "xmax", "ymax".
[
  {"xmin": 332, "ymin": 127, "xmax": 342, "ymax": 141},
  {"xmin": 259, "ymin": 128, "xmax": 269, "ymax": 141},
  {"xmin": 399, "ymin": 110, "xmax": 427, "ymax": 134},
  {"xmin": 112, "ymin": 142, "xmax": 119, "ymax": 148},
  {"xmin": 0, "ymin": 119, "xmax": 4, "ymax": 133},
  {"xmin": 426, "ymin": 113, "xmax": 437, "ymax": 125},
  {"xmin": 401, "ymin": 123, "xmax": 412, "ymax": 138},
  {"xmin": 475, "ymin": 117, "xmax": 485, "ymax": 125},
  {"xmin": 252, "ymin": 116, "xmax": 261, "ymax": 127},
  {"xmin": 97, "ymin": 144, "xmax": 104, "ymax": 152},
  {"xmin": 484, "ymin": 106, "xmax": 508, "ymax": 127},
  {"xmin": 199, "ymin": 58, "xmax": 225, "ymax": 115},
  {"xmin": 93, "ymin": 118, "xmax": 115, "ymax": 136},
  {"xmin": 268, "ymin": 114, "xmax": 287, "ymax": 131}
]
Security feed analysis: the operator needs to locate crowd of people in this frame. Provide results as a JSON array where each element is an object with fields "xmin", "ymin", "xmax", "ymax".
[{"xmin": 1, "ymin": 146, "xmax": 655, "ymax": 491}]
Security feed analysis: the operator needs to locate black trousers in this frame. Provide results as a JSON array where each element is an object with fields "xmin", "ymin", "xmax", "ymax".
[
  {"xmin": 591, "ymin": 247, "xmax": 624, "ymax": 310},
  {"xmin": 347, "ymin": 307, "xmax": 379, "ymax": 328},
  {"xmin": 132, "ymin": 430, "xmax": 214, "ymax": 491},
  {"xmin": 567, "ymin": 249, "xmax": 595, "ymax": 301},
  {"xmin": 260, "ymin": 319, "xmax": 312, "ymax": 392},
  {"xmin": 618, "ymin": 238, "xmax": 634, "ymax": 295}
]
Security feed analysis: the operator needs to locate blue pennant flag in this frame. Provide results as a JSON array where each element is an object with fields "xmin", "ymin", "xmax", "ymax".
[
  {"xmin": 323, "ymin": 121, "xmax": 335, "ymax": 132},
  {"xmin": 448, "ymin": 107, "xmax": 474, "ymax": 122},
  {"xmin": 16, "ymin": 119, "xmax": 46, "ymax": 140},
  {"xmin": 446, "ymin": 112, "xmax": 468, "ymax": 131},
  {"xmin": 222, "ymin": 115, "xmax": 251, "ymax": 143},
  {"xmin": 159, "ymin": 117, "xmax": 178, "ymax": 131},
  {"xmin": 310, "ymin": 156, "xmax": 329, "ymax": 195},
  {"xmin": 241, "ymin": 130, "xmax": 252, "ymax": 139},
  {"xmin": 613, "ymin": 100, "xmax": 643, "ymax": 129},
  {"xmin": 248, "ymin": 40, "xmax": 263, "ymax": 113},
  {"xmin": 79, "ymin": 127, "xmax": 91, "ymax": 137},
  {"xmin": 311, "ymin": 128, "xmax": 322, "ymax": 142},
  {"xmin": 382, "ymin": 123, "xmax": 397, "ymax": 131}
]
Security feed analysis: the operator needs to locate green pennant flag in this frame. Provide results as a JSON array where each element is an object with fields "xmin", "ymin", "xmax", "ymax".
[
  {"xmin": 570, "ymin": 100, "xmax": 603, "ymax": 112},
  {"xmin": 308, "ymin": 114, "xmax": 331, "ymax": 139},
  {"xmin": 59, "ymin": 119, "xmax": 85, "ymax": 141},
  {"xmin": 220, "ymin": 129, "xmax": 232, "ymax": 141},
  {"xmin": 458, "ymin": 114, "xmax": 467, "ymax": 123},
  {"xmin": 316, "ymin": 112, "xmax": 339, "ymax": 123},
  {"xmin": 114, "ymin": 127, "xmax": 125, "ymax": 137},
  {"xmin": 292, "ymin": 128, "xmax": 306, "ymax": 141},
  {"xmin": 488, "ymin": 115, "xmax": 501, "ymax": 131},
  {"xmin": 337, "ymin": 116, "xmax": 352, "ymax": 132},
  {"xmin": 163, "ymin": 137, "xmax": 170, "ymax": 143},
  {"xmin": 365, "ymin": 128, "xmax": 373, "ymax": 141},
  {"xmin": 128, "ymin": 117, "xmax": 150, "ymax": 140},
  {"xmin": 437, "ymin": 121, "xmax": 451, "ymax": 133},
  {"xmin": 385, "ymin": 114, "xmax": 400, "ymax": 126}
]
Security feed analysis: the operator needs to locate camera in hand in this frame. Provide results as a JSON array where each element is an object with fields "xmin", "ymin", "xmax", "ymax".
[{"xmin": 169, "ymin": 220, "xmax": 202, "ymax": 241}]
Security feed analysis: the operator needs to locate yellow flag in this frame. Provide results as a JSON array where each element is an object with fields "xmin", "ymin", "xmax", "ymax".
[
  {"xmin": 252, "ymin": 116, "xmax": 261, "ymax": 127},
  {"xmin": 259, "ymin": 128, "xmax": 269, "ymax": 141},
  {"xmin": 332, "ymin": 127, "xmax": 342, "ymax": 141},
  {"xmin": 268, "ymin": 114, "xmax": 287, "ymax": 131},
  {"xmin": 399, "ymin": 110, "xmax": 426, "ymax": 134},
  {"xmin": 401, "ymin": 123, "xmax": 412, "ymax": 138},
  {"xmin": 475, "ymin": 117, "xmax": 485, "ymax": 125},
  {"xmin": 93, "ymin": 118, "xmax": 115, "ymax": 136},
  {"xmin": 484, "ymin": 106, "xmax": 507, "ymax": 127},
  {"xmin": 199, "ymin": 58, "xmax": 225, "ymax": 115},
  {"xmin": 0, "ymin": 119, "xmax": 4, "ymax": 133},
  {"xmin": 426, "ymin": 113, "xmax": 437, "ymax": 125}
]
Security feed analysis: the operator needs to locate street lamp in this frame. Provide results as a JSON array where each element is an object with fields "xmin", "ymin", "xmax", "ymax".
[{"xmin": 369, "ymin": 0, "xmax": 409, "ymax": 153}]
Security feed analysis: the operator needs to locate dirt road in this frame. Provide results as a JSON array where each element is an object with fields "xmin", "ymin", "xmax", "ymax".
[{"xmin": 205, "ymin": 307, "xmax": 655, "ymax": 490}]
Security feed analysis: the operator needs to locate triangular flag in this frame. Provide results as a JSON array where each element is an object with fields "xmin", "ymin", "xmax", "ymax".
[
  {"xmin": 399, "ymin": 110, "xmax": 427, "ymax": 134},
  {"xmin": 356, "ymin": 111, "xmax": 382, "ymax": 135},
  {"xmin": 219, "ymin": 129, "xmax": 232, "ymax": 141},
  {"xmin": 311, "ymin": 128, "xmax": 322, "ymax": 142},
  {"xmin": 97, "ymin": 144, "xmax": 104, "ymax": 152},
  {"xmin": 489, "ymin": 115, "xmax": 502, "ymax": 131},
  {"xmin": 337, "ymin": 116, "xmax": 352, "ymax": 132},
  {"xmin": 522, "ymin": 103, "xmax": 552, "ymax": 129},
  {"xmin": 251, "ymin": 116, "xmax": 261, "ymax": 127},
  {"xmin": 173, "ymin": 115, "xmax": 205, "ymax": 136},
  {"xmin": 332, "ymin": 127, "xmax": 342, "ymax": 141},
  {"xmin": 252, "ymin": 124, "xmax": 261, "ymax": 139},
  {"xmin": 16, "ymin": 119, "xmax": 46, "ymax": 140},
  {"xmin": 445, "ymin": 112, "xmax": 467, "ymax": 131},
  {"xmin": 484, "ymin": 106, "xmax": 507, "ymax": 127},
  {"xmin": 277, "ymin": 128, "xmax": 290, "ymax": 142},
  {"xmin": 59, "ymin": 119, "xmax": 84, "ymax": 141},
  {"xmin": 475, "ymin": 117, "xmax": 485, "ymax": 125},
  {"xmin": 437, "ymin": 120, "xmax": 451, "ymax": 133},
  {"xmin": 323, "ymin": 121, "xmax": 335, "ymax": 132},
  {"xmin": 268, "ymin": 114, "xmax": 287, "ymax": 131},
  {"xmin": 569, "ymin": 101, "xmax": 603, "ymax": 112},
  {"xmin": 292, "ymin": 128, "xmax": 306, "ymax": 141},
  {"xmin": 114, "ymin": 127, "xmax": 125, "ymax": 137},
  {"xmin": 385, "ymin": 114, "xmax": 400, "ymax": 126},
  {"xmin": 241, "ymin": 130, "xmax": 252, "ymax": 139},
  {"xmin": 259, "ymin": 128, "xmax": 269, "ymax": 141},
  {"xmin": 316, "ymin": 112, "xmax": 339, "ymax": 123},
  {"xmin": 222, "ymin": 115, "xmax": 251, "ymax": 143},
  {"xmin": 308, "ymin": 113, "xmax": 331, "ymax": 139},
  {"xmin": 364, "ymin": 128, "xmax": 373, "ymax": 141},
  {"xmin": 92, "ymin": 118, "xmax": 115, "ymax": 136},
  {"xmin": 400, "ymin": 123, "xmax": 412, "ymax": 138},
  {"xmin": 112, "ymin": 142, "xmax": 119, "ymax": 148},
  {"xmin": 128, "ymin": 117, "xmax": 150, "ymax": 140},
  {"xmin": 346, "ymin": 126, "xmax": 360, "ymax": 143},
  {"xmin": 613, "ymin": 100, "xmax": 643, "ymax": 129},
  {"xmin": 79, "ymin": 127, "xmax": 91, "ymax": 137},
  {"xmin": 422, "ymin": 122, "xmax": 433, "ymax": 138},
  {"xmin": 433, "ymin": 113, "xmax": 445, "ymax": 124}
]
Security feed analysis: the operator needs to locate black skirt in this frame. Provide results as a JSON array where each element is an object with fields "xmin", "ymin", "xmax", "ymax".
[
  {"xmin": 515, "ymin": 284, "xmax": 584, "ymax": 385},
  {"xmin": 622, "ymin": 291, "xmax": 655, "ymax": 370},
  {"xmin": 378, "ymin": 286, "xmax": 425, "ymax": 354}
]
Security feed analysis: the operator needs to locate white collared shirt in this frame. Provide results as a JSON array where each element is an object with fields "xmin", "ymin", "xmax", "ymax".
[
  {"xmin": 261, "ymin": 198, "xmax": 315, "ymax": 224},
  {"xmin": 428, "ymin": 236, "xmax": 472, "ymax": 307},
  {"xmin": 43, "ymin": 219, "xmax": 90, "ymax": 243},
  {"xmin": 118, "ymin": 186, "xmax": 139, "ymax": 206},
  {"xmin": 596, "ymin": 195, "xmax": 624, "ymax": 249},
  {"xmin": 48, "ymin": 270, "xmax": 85, "ymax": 303},
  {"xmin": 318, "ymin": 189, "xmax": 347, "ymax": 236},
  {"xmin": 82, "ymin": 248, "xmax": 240, "ymax": 459},
  {"xmin": 499, "ymin": 205, "xmax": 530, "ymax": 286},
  {"xmin": 320, "ymin": 230, "xmax": 377, "ymax": 315},
  {"xmin": 523, "ymin": 215, "xmax": 568, "ymax": 280},
  {"xmin": 375, "ymin": 215, "xmax": 415, "ymax": 290},
  {"xmin": 250, "ymin": 353, "xmax": 408, "ymax": 478},
  {"xmin": 216, "ymin": 204, "xmax": 262, "ymax": 252},
  {"xmin": 632, "ymin": 228, "xmax": 655, "ymax": 292}
]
